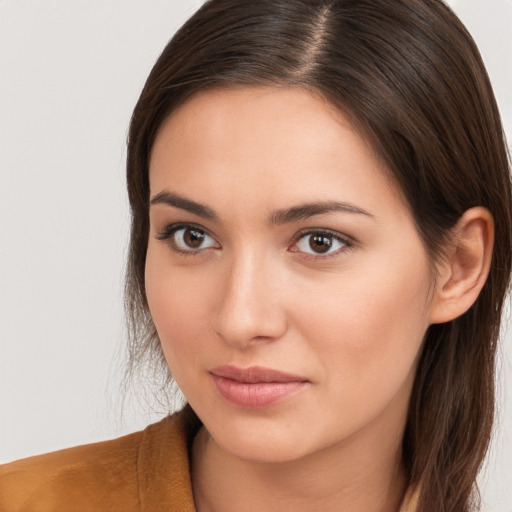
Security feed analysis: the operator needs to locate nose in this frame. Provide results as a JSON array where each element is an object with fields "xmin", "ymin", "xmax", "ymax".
[{"xmin": 213, "ymin": 250, "xmax": 288, "ymax": 349}]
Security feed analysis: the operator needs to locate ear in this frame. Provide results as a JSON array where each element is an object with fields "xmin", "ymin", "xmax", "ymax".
[{"xmin": 429, "ymin": 207, "xmax": 494, "ymax": 324}]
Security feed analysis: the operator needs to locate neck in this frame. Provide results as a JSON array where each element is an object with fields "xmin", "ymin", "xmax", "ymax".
[{"xmin": 191, "ymin": 414, "xmax": 408, "ymax": 512}]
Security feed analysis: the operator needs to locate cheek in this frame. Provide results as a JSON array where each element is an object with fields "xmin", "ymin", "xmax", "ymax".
[
  {"xmin": 298, "ymin": 250, "xmax": 430, "ymax": 343},
  {"xmin": 295, "ymin": 248, "xmax": 431, "ymax": 411},
  {"xmin": 144, "ymin": 246, "xmax": 216, "ymax": 373}
]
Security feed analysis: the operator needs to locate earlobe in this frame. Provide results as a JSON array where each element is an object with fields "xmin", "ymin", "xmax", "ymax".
[{"xmin": 429, "ymin": 207, "xmax": 494, "ymax": 324}]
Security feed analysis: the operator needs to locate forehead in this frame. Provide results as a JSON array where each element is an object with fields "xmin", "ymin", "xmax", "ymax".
[{"xmin": 149, "ymin": 86, "xmax": 406, "ymax": 219}]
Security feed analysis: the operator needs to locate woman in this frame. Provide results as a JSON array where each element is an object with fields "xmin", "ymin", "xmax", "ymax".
[{"xmin": 1, "ymin": 0, "xmax": 510, "ymax": 511}]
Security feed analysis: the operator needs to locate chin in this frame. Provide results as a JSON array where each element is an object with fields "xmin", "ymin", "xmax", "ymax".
[
  {"xmin": 219, "ymin": 434, "xmax": 309, "ymax": 464},
  {"xmin": 203, "ymin": 413, "xmax": 317, "ymax": 464}
]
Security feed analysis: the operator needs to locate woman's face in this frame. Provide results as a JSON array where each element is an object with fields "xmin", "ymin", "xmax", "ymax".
[{"xmin": 146, "ymin": 87, "xmax": 436, "ymax": 463}]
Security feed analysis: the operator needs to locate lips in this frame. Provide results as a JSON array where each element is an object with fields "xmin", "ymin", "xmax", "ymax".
[{"xmin": 210, "ymin": 365, "xmax": 308, "ymax": 409}]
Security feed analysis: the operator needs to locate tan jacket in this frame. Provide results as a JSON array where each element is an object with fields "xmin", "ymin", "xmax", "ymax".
[{"xmin": 0, "ymin": 408, "xmax": 418, "ymax": 511}]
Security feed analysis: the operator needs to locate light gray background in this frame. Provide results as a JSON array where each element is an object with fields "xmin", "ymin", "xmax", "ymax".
[{"xmin": 0, "ymin": 1, "xmax": 510, "ymax": 511}]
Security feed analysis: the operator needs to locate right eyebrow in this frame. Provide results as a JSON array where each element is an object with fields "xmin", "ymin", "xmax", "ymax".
[
  {"xmin": 269, "ymin": 200, "xmax": 375, "ymax": 225},
  {"xmin": 149, "ymin": 191, "xmax": 218, "ymax": 220}
]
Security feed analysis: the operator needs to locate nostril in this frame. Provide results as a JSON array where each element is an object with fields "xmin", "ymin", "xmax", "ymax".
[{"xmin": 213, "ymin": 299, "xmax": 288, "ymax": 348}]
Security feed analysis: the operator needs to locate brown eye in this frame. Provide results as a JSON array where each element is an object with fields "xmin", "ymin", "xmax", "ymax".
[
  {"xmin": 169, "ymin": 226, "xmax": 219, "ymax": 252},
  {"xmin": 183, "ymin": 227, "xmax": 205, "ymax": 248},
  {"xmin": 309, "ymin": 234, "xmax": 332, "ymax": 253},
  {"xmin": 293, "ymin": 231, "xmax": 349, "ymax": 257}
]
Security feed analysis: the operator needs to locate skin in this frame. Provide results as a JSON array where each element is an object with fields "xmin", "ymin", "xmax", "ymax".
[{"xmin": 145, "ymin": 87, "xmax": 493, "ymax": 512}]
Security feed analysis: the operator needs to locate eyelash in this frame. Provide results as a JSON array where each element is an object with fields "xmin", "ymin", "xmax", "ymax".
[
  {"xmin": 156, "ymin": 223, "xmax": 219, "ymax": 257},
  {"xmin": 290, "ymin": 229, "xmax": 353, "ymax": 260},
  {"xmin": 156, "ymin": 223, "xmax": 354, "ymax": 260}
]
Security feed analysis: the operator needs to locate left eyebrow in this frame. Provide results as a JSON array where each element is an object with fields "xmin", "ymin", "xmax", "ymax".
[
  {"xmin": 270, "ymin": 201, "xmax": 375, "ymax": 225},
  {"xmin": 150, "ymin": 190, "xmax": 218, "ymax": 220}
]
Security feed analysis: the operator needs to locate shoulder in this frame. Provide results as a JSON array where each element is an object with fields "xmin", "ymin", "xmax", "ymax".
[
  {"xmin": 0, "ymin": 410, "xmax": 198, "ymax": 512},
  {"xmin": 0, "ymin": 428, "xmax": 144, "ymax": 511}
]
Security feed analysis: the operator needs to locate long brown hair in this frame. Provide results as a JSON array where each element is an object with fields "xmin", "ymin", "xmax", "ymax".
[{"xmin": 125, "ymin": 1, "xmax": 512, "ymax": 510}]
